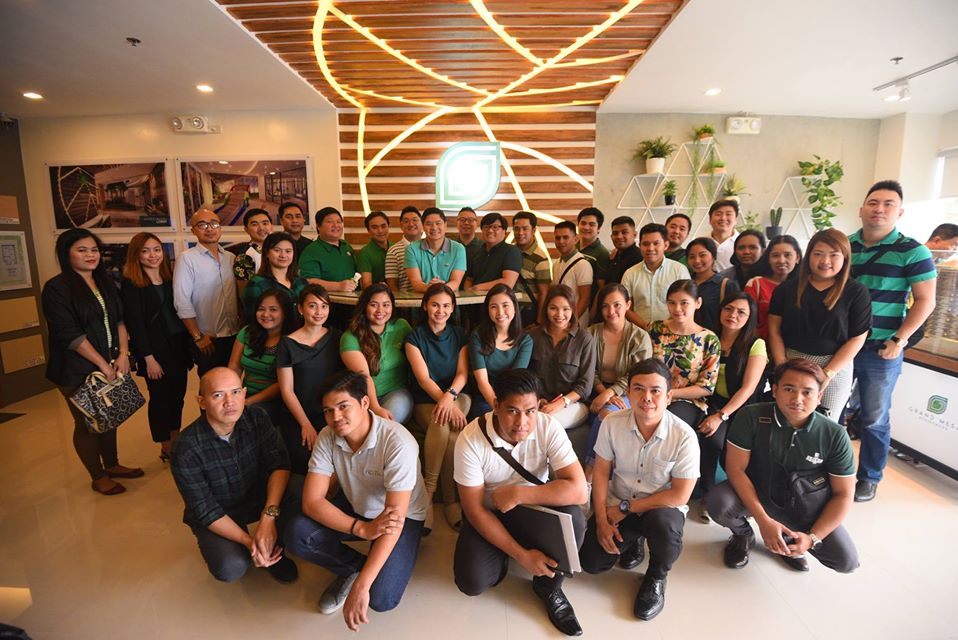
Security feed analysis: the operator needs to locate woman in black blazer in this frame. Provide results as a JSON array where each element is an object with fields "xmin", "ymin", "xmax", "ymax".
[
  {"xmin": 42, "ymin": 229, "xmax": 143, "ymax": 495},
  {"xmin": 121, "ymin": 232, "xmax": 193, "ymax": 462}
]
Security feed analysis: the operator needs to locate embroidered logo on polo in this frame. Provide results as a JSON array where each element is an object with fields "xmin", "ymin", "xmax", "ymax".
[{"xmin": 805, "ymin": 452, "xmax": 824, "ymax": 465}]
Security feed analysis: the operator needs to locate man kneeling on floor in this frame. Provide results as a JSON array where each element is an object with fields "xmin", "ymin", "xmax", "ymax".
[
  {"xmin": 171, "ymin": 367, "xmax": 301, "ymax": 584},
  {"xmin": 453, "ymin": 368, "xmax": 588, "ymax": 637},
  {"xmin": 706, "ymin": 358, "xmax": 859, "ymax": 573},
  {"xmin": 285, "ymin": 370, "xmax": 427, "ymax": 631},
  {"xmin": 579, "ymin": 358, "xmax": 700, "ymax": 621}
]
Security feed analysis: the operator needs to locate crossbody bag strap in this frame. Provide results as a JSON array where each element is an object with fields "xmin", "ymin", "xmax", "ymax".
[
  {"xmin": 480, "ymin": 417, "xmax": 545, "ymax": 486},
  {"xmin": 558, "ymin": 256, "xmax": 587, "ymax": 287}
]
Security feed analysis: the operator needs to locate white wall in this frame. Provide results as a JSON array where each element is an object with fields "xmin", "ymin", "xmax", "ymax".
[
  {"xmin": 19, "ymin": 109, "xmax": 341, "ymax": 285},
  {"xmin": 593, "ymin": 112, "xmax": 881, "ymax": 243}
]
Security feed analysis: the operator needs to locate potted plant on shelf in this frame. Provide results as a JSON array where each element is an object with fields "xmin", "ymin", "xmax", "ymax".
[
  {"xmin": 705, "ymin": 159, "xmax": 726, "ymax": 174},
  {"xmin": 721, "ymin": 174, "xmax": 748, "ymax": 202},
  {"xmin": 633, "ymin": 136, "xmax": 677, "ymax": 175},
  {"xmin": 766, "ymin": 206, "xmax": 784, "ymax": 239},
  {"xmin": 798, "ymin": 155, "xmax": 844, "ymax": 230},
  {"xmin": 662, "ymin": 180, "xmax": 678, "ymax": 206},
  {"xmin": 736, "ymin": 210, "xmax": 761, "ymax": 232},
  {"xmin": 693, "ymin": 124, "xmax": 715, "ymax": 141}
]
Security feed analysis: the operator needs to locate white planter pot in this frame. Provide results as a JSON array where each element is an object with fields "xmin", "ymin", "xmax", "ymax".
[{"xmin": 646, "ymin": 157, "xmax": 665, "ymax": 174}]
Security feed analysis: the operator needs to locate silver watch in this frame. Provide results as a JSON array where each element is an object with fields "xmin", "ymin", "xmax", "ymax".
[{"xmin": 808, "ymin": 532, "xmax": 823, "ymax": 550}]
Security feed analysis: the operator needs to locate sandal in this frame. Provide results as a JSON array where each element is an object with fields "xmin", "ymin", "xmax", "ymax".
[
  {"xmin": 105, "ymin": 465, "xmax": 145, "ymax": 479},
  {"xmin": 91, "ymin": 479, "xmax": 126, "ymax": 495}
]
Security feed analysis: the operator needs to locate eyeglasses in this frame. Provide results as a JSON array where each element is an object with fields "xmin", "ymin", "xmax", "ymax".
[
  {"xmin": 193, "ymin": 221, "xmax": 222, "ymax": 230},
  {"xmin": 484, "ymin": 225, "xmax": 504, "ymax": 231}
]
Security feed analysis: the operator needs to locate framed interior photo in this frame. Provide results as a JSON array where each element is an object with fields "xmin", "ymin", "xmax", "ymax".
[{"xmin": 0, "ymin": 231, "xmax": 33, "ymax": 291}]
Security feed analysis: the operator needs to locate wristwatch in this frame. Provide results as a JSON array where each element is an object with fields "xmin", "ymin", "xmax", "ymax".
[
  {"xmin": 824, "ymin": 368, "xmax": 837, "ymax": 379},
  {"xmin": 719, "ymin": 412, "xmax": 730, "ymax": 422},
  {"xmin": 889, "ymin": 335, "xmax": 906, "ymax": 347},
  {"xmin": 445, "ymin": 387, "xmax": 459, "ymax": 398},
  {"xmin": 192, "ymin": 333, "xmax": 204, "ymax": 343},
  {"xmin": 563, "ymin": 396, "xmax": 571, "ymax": 408},
  {"xmin": 618, "ymin": 499, "xmax": 631, "ymax": 514},
  {"xmin": 808, "ymin": 531, "xmax": 823, "ymax": 550},
  {"xmin": 263, "ymin": 505, "xmax": 281, "ymax": 518}
]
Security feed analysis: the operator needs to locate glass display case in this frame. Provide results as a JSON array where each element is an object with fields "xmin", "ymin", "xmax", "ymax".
[{"xmin": 891, "ymin": 251, "xmax": 958, "ymax": 480}]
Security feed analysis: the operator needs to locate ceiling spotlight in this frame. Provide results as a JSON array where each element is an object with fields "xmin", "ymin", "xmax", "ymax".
[
  {"xmin": 22, "ymin": 91, "xmax": 43, "ymax": 100},
  {"xmin": 218, "ymin": 160, "xmax": 228, "ymax": 165},
  {"xmin": 704, "ymin": 88, "xmax": 721, "ymax": 96},
  {"xmin": 196, "ymin": 84, "xmax": 214, "ymax": 93},
  {"xmin": 885, "ymin": 83, "xmax": 911, "ymax": 102}
]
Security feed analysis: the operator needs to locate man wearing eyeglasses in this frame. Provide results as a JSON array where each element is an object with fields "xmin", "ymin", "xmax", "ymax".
[
  {"xmin": 172, "ymin": 367, "xmax": 301, "ymax": 585},
  {"xmin": 173, "ymin": 208, "xmax": 240, "ymax": 375},
  {"xmin": 464, "ymin": 212, "xmax": 522, "ymax": 292}
]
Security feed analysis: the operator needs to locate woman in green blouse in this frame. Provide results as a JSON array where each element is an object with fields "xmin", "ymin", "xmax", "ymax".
[
  {"xmin": 228, "ymin": 288, "xmax": 296, "ymax": 422},
  {"xmin": 340, "ymin": 283, "xmax": 413, "ymax": 424},
  {"xmin": 242, "ymin": 232, "xmax": 308, "ymax": 324}
]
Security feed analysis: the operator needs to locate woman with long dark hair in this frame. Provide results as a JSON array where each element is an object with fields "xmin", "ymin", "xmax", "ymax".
[
  {"xmin": 696, "ymin": 292, "xmax": 768, "ymax": 521},
  {"xmin": 721, "ymin": 230, "xmax": 766, "ymax": 290},
  {"xmin": 649, "ymin": 279, "xmax": 721, "ymax": 429},
  {"xmin": 743, "ymin": 235, "xmax": 802, "ymax": 339},
  {"xmin": 340, "ymin": 283, "xmax": 413, "ymax": 423},
  {"xmin": 241, "ymin": 231, "xmax": 308, "ymax": 323},
  {"xmin": 121, "ymin": 232, "xmax": 192, "ymax": 463},
  {"xmin": 276, "ymin": 284, "xmax": 343, "ymax": 473},
  {"xmin": 529, "ymin": 284, "xmax": 595, "ymax": 429},
  {"xmin": 768, "ymin": 228, "xmax": 871, "ymax": 419},
  {"xmin": 687, "ymin": 237, "xmax": 739, "ymax": 331},
  {"xmin": 227, "ymin": 288, "xmax": 296, "ymax": 420},
  {"xmin": 469, "ymin": 284, "xmax": 532, "ymax": 417},
  {"xmin": 42, "ymin": 229, "xmax": 142, "ymax": 495},
  {"xmin": 406, "ymin": 283, "xmax": 471, "ymax": 530}
]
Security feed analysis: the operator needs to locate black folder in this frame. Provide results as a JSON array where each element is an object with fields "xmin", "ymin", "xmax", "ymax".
[{"xmin": 513, "ymin": 505, "xmax": 582, "ymax": 575}]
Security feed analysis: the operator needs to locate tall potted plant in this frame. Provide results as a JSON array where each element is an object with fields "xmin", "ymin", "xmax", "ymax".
[
  {"xmin": 798, "ymin": 155, "xmax": 844, "ymax": 230},
  {"xmin": 721, "ymin": 174, "xmax": 748, "ymax": 202},
  {"xmin": 766, "ymin": 206, "xmax": 783, "ymax": 239},
  {"xmin": 633, "ymin": 136, "xmax": 677, "ymax": 174}
]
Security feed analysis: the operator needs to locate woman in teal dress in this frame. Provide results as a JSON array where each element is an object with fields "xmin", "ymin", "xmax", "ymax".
[{"xmin": 242, "ymin": 232, "xmax": 308, "ymax": 323}]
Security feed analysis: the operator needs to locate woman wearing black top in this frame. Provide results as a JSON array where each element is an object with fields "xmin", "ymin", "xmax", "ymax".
[
  {"xmin": 121, "ymin": 232, "xmax": 193, "ymax": 463},
  {"xmin": 768, "ymin": 228, "xmax": 871, "ymax": 419},
  {"xmin": 42, "ymin": 229, "xmax": 143, "ymax": 495},
  {"xmin": 720, "ymin": 229, "xmax": 766, "ymax": 290}
]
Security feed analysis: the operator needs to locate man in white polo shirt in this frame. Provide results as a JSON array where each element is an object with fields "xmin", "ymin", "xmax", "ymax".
[
  {"xmin": 454, "ymin": 368, "xmax": 589, "ymax": 637},
  {"xmin": 580, "ymin": 358, "xmax": 699, "ymax": 621},
  {"xmin": 285, "ymin": 371, "xmax": 428, "ymax": 632},
  {"xmin": 622, "ymin": 223, "xmax": 690, "ymax": 330}
]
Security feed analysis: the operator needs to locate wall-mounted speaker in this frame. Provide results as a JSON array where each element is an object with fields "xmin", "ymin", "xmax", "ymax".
[{"xmin": 170, "ymin": 115, "xmax": 220, "ymax": 134}]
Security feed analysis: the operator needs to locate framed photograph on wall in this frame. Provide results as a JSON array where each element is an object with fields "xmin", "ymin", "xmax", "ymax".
[
  {"xmin": 178, "ymin": 158, "xmax": 311, "ymax": 227},
  {"xmin": 0, "ymin": 231, "xmax": 33, "ymax": 291},
  {"xmin": 48, "ymin": 161, "xmax": 173, "ymax": 229}
]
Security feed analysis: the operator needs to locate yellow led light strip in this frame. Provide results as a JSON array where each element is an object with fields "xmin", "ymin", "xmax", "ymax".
[
  {"xmin": 356, "ymin": 108, "xmax": 370, "ymax": 212},
  {"xmin": 341, "ymin": 86, "xmax": 447, "ymax": 109},
  {"xmin": 364, "ymin": 107, "xmax": 455, "ymax": 177},
  {"xmin": 499, "ymin": 76, "xmax": 623, "ymax": 99},
  {"xmin": 472, "ymin": 108, "xmax": 529, "ymax": 211},
  {"xmin": 469, "ymin": 0, "xmax": 544, "ymax": 67},
  {"xmin": 312, "ymin": 1, "xmax": 363, "ymax": 109},
  {"xmin": 327, "ymin": 4, "xmax": 490, "ymax": 96},
  {"xmin": 481, "ymin": 101, "xmax": 601, "ymax": 111},
  {"xmin": 474, "ymin": 0, "xmax": 645, "ymax": 109},
  {"xmin": 499, "ymin": 141, "xmax": 593, "ymax": 193},
  {"xmin": 552, "ymin": 50, "xmax": 643, "ymax": 68}
]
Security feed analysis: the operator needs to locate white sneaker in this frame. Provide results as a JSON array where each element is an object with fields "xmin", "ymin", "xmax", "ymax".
[{"xmin": 317, "ymin": 571, "xmax": 359, "ymax": 614}]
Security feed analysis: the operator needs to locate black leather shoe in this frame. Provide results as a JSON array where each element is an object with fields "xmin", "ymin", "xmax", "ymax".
[
  {"xmin": 533, "ymin": 584, "xmax": 582, "ymax": 636},
  {"xmin": 266, "ymin": 556, "xmax": 299, "ymax": 584},
  {"xmin": 780, "ymin": 554, "xmax": 810, "ymax": 572},
  {"xmin": 723, "ymin": 532, "xmax": 755, "ymax": 569},
  {"xmin": 854, "ymin": 480, "xmax": 877, "ymax": 502},
  {"xmin": 619, "ymin": 536, "xmax": 646, "ymax": 569},
  {"xmin": 633, "ymin": 575, "xmax": 666, "ymax": 620}
]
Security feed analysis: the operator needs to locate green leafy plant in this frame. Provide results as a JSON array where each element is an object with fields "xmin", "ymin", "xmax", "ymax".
[
  {"xmin": 693, "ymin": 124, "xmax": 715, "ymax": 139},
  {"xmin": 769, "ymin": 206, "xmax": 783, "ymax": 227},
  {"xmin": 705, "ymin": 159, "xmax": 726, "ymax": 173},
  {"xmin": 798, "ymin": 155, "xmax": 844, "ymax": 230},
  {"xmin": 721, "ymin": 174, "xmax": 748, "ymax": 197},
  {"xmin": 633, "ymin": 136, "xmax": 677, "ymax": 160},
  {"xmin": 737, "ymin": 210, "xmax": 761, "ymax": 232},
  {"xmin": 662, "ymin": 180, "xmax": 677, "ymax": 205}
]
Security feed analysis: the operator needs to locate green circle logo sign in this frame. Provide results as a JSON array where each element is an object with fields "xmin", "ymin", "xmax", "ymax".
[
  {"xmin": 927, "ymin": 395, "xmax": 947, "ymax": 415},
  {"xmin": 436, "ymin": 141, "xmax": 501, "ymax": 210}
]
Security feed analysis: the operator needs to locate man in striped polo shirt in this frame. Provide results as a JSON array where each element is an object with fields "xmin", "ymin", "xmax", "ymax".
[{"xmin": 849, "ymin": 180, "xmax": 937, "ymax": 502}]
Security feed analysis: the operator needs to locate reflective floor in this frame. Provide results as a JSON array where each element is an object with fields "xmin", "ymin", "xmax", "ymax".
[{"xmin": 1, "ymin": 379, "xmax": 957, "ymax": 640}]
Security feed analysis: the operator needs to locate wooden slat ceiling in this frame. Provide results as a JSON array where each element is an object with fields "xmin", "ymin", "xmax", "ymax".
[{"xmin": 217, "ymin": 0, "xmax": 684, "ymax": 110}]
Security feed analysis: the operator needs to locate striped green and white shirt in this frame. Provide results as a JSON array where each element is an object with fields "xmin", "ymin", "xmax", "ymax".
[{"xmin": 849, "ymin": 228, "xmax": 936, "ymax": 344}]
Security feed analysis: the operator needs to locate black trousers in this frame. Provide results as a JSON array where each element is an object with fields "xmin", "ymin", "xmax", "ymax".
[
  {"xmin": 192, "ymin": 335, "xmax": 236, "ymax": 377},
  {"xmin": 580, "ymin": 507, "xmax": 686, "ymax": 580},
  {"xmin": 143, "ymin": 365, "xmax": 189, "ymax": 443},
  {"xmin": 454, "ymin": 504, "xmax": 586, "ymax": 596}
]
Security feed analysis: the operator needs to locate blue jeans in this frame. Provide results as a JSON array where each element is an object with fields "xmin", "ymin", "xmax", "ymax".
[
  {"xmin": 284, "ymin": 492, "xmax": 424, "ymax": 612},
  {"xmin": 380, "ymin": 388, "xmax": 413, "ymax": 425},
  {"xmin": 585, "ymin": 395, "xmax": 631, "ymax": 464},
  {"xmin": 853, "ymin": 346, "xmax": 904, "ymax": 483}
]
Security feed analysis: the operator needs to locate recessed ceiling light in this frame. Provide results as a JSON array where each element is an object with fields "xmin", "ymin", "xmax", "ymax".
[
  {"xmin": 22, "ymin": 91, "xmax": 43, "ymax": 100},
  {"xmin": 196, "ymin": 84, "xmax": 214, "ymax": 93},
  {"xmin": 884, "ymin": 94, "xmax": 900, "ymax": 102},
  {"xmin": 704, "ymin": 88, "xmax": 721, "ymax": 97}
]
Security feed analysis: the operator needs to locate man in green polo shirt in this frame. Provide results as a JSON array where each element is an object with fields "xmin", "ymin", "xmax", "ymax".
[
  {"xmin": 356, "ymin": 211, "xmax": 391, "ymax": 288},
  {"xmin": 577, "ymin": 207, "xmax": 611, "ymax": 286},
  {"xmin": 464, "ymin": 212, "xmax": 522, "ymax": 292},
  {"xmin": 707, "ymin": 358, "xmax": 859, "ymax": 574},
  {"xmin": 405, "ymin": 208, "xmax": 466, "ymax": 291},
  {"xmin": 299, "ymin": 207, "xmax": 358, "ymax": 291},
  {"xmin": 849, "ymin": 180, "xmax": 937, "ymax": 503}
]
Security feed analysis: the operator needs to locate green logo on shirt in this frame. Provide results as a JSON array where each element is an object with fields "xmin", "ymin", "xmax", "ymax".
[{"xmin": 436, "ymin": 141, "xmax": 501, "ymax": 210}]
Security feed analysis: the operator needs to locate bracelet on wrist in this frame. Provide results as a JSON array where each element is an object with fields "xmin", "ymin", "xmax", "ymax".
[{"xmin": 350, "ymin": 518, "xmax": 359, "ymax": 536}]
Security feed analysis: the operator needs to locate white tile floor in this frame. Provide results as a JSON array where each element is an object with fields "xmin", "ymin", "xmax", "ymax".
[{"xmin": 1, "ymin": 379, "xmax": 957, "ymax": 640}]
